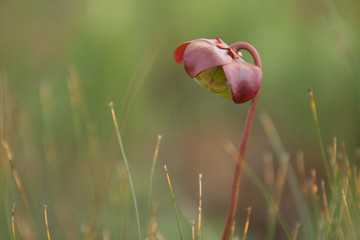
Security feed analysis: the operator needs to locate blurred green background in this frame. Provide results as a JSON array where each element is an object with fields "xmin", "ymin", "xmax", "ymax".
[{"xmin": 0, "ymin": 0, "xmax": 359, "ymax": 239}]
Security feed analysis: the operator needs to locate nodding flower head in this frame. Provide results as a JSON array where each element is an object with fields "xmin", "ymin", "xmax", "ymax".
[{"xmin": 174, "ymin": 38, "xmax": 262, "ymax": 104}]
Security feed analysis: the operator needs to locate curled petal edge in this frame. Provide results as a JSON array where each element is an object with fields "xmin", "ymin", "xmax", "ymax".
[
  {"xmin": 174, "ymin": 42, "xmax": 191, "ymax": 63},
  {"xmin": 222, "ymin": 61, "xmax": 262, "ymax": 104}
]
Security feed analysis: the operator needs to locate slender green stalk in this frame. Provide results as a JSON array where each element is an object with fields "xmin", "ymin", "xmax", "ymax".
[
  {"xmin": 164, "ymin": 165, "xmax": 184, "ymax": 240},
  {"xmin": 109, "ymin": 102, "xmax": 142, "ymax": 240},
  {"xmin": 308, "ymin": 89, "xmax": 332, "ymax": 189}
]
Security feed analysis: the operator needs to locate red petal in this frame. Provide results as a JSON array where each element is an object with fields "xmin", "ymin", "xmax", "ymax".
[
  {"xmin": 183, "ymin": 39, "xmax": 232, "ymax": 78},
  {"xmin": 174, "ymin": 41, "xmax": 191, "ymax": 63},
  {"xmin": 222, "ymin": 60, "xmax": 262, "ymax": 103}
]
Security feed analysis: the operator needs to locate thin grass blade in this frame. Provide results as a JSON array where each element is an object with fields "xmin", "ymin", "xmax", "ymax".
[
  {"xmin": 308, "ymin": 89, "xmax": 332, "ymax": 188},
  {"xmin": 109, "ymin": 102, "xmax": 142, "ymax": 240},
  {"xmin": 164, "ymin": 165, "xmax": 184, "ymax": 240}
]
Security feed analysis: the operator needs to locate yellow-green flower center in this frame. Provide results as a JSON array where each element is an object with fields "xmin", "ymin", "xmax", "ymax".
[{"xmin": 194, "ymin": 66, "xmax": 232, "ymax": 101}]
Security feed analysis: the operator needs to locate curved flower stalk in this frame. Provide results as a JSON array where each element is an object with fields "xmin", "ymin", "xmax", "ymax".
[{"xmin": 175, "ymin": 38, "xmax": 262, "ymax": 240}]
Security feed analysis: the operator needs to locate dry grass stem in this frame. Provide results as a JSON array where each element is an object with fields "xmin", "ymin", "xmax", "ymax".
[
  {"xmin": 147, "ymin": 134, "xmax": 163, "ymax": 233},
  {"xmin": 310, "ymin": 170, "xmax": 318, "ymax": 195},
  {"xmin": 259, "ymin": 112, "xmax": 285, "ymax": 155},
  {"xmin": 356, "ymin": 148, "xmax": 360, "ymax": 170},
  {"xmin": 224, "ymin": 140, "xmax": 238, "ymax": 160},
  {"xmin": 310, "ymin": 169, "xmax": 319, "ymax": 233},
  {"xmin": 243, "ymin": 207, "xmax": 252, "ymax": 240},
  {"xmin": 343, "ymin": 178, "xmax": 349, "ymax": 197},
  {"xmin": 12, "ymin": 203, "xmax": 16, "ymax": 240},
  {"xmin": 102, "ymin": 230, "xmax": 110, "ymax": 240},
  {"xmin": 340, "ymin": 142, "xmax": 351, "ymax": 176},
  {"xmin": 327, "ymin": 205, "xmax": 336, "ymax": 232},
  {"xmin": 1, "ymin": 140, "xmax": 30, "ymax": 211},
  {"xmin": 342, "ymin": 189, "xmax": 356, "ymax": 240},
  {"xmin": 198, "ymin": 173, "xmax": 202, "ymax": 240},
  {"xmin": 308, "ymin": 89, "xmax": 332, "ymax": 187},
  {"xmin": 355, "ymin": 168, "xmax": 360, "ymax": 196},
  {"xmin": 330, "ymin": 138, "xmax": 337, "ymax": 178},
  {"xmin": 44, "ymin": 205, "xmax": 51, "ymax": 240},
  {"xmin": 231, "ymin": 220, "xmax": 236, "ymax": 240},
  {"xmin": 321, "ymin": 180, "xmax": 330, "ymax": 223},
  {"xmin": 296, "ymin": 152, "xmax": 307, "ymax": 194},
  {"xmin": 191, "ymin": 220, "xmax": 195, "ymax": 240},
  {"xmin": 275, "ymin": 153, "xmax": 289, "ymax": 205},
  {"xmin": 263, "ymin": 153, "xmax": 274, "ymax": 194},
  {"xmin": 148, "ymin": 202, "xmax": 159, "ymax": 240},
  {"xmin": 56, "ymin": 205, "xmax": 79, "ymax": 240},
  {"xmin": 292, "ymin": 222, "xmax": 300, "ymax": 240}
]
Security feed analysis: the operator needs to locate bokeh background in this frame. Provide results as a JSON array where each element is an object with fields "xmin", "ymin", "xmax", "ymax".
[{"xmin": 0, "ymin": 0, "xmax": 359, "ymax": 239}]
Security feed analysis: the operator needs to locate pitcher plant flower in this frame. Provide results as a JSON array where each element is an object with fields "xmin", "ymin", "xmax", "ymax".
[
  {"xmin": 174, "ymin": 38, "xmax": 262, "ymax": 104},
  {"xmin": 174, "ymin": 38, "xmax": 263, "ymax": 240}
]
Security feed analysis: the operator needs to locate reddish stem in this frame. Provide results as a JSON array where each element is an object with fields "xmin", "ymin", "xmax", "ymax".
[{"xmin": 221, "ymin": 42, "xmax": 262, "ymax": 240}]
